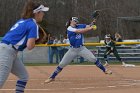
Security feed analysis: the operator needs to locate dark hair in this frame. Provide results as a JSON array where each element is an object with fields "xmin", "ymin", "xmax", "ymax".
[
  {"xmin": 21, "ymin": 0, "xmax": 47, "ymax": 19},
  {"xmin": 65, "ymin": 17, "xmax": 72, "ymax": 28}
]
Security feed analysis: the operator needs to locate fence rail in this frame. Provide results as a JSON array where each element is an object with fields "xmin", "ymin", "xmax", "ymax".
[
  {"xmin": 18, "ymin": 42, "xmax": 140, "ymax": 63},
  {"xmin": 96, "ymin": 45, "xmax": 140, "ymax": 62}
]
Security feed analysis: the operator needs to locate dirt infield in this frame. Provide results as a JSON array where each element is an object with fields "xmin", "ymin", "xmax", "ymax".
[{"xmin": 1, "ymin": 65, "xmax": 140, "ymax": 93}]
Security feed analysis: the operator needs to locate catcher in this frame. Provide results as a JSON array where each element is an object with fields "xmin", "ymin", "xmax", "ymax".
[{"xmin": 103, "ymin": 34, "xmax": 126, "ymax": 67}]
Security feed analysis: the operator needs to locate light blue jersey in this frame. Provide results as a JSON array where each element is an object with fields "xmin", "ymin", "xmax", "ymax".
[
  {"xmin": 2, "ymin": 18, "xmax": 39, "ymax": 51},
  {"xmin": 67, "ymin": 24, "xmax": 86, "ymax": 48}
]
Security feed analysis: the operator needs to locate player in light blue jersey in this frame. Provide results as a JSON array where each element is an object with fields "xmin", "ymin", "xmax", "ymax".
[
  {"xmin": 45, "ymin": 17, "xmax": 112, "ymax": 83},
  {"xmin": 0, "ymin": 0, "xmax": 49, "ymax": 92}
]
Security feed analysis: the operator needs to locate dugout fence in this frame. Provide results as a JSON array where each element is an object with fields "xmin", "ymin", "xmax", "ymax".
[
  {"xmin": 96, "ymin": 45, "xmax": 140, "ymax": 62},
  {"xmin": 19, "ymin": 41, "xmax": 140, "ymax": 64}
]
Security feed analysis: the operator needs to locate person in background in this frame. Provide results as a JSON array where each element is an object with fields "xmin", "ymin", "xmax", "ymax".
[
  {"xmin": 103, "ymin": 34, "xmax": 126, "ymax": 67},
  {"xmin": 114, "ymin": 32, "xmax": 123, "ymax": 46},
  {"xmin": 47, "ymin": 36, "xmax": 59, "ymax": 64},
  {"xmin": 63, "ymin": 35, "xmax": 70, "ymax": 54},
  {"xmin": 57, "ymin": 38, "xmax": 64, "ymax": 62}
]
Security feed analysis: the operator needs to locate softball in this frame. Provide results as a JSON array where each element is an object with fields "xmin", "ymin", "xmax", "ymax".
[{"xmin": 92, "ymin": 25, "xmax": 97, "ymax": 30}]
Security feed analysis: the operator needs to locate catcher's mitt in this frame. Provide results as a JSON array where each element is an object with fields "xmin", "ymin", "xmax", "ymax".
[{"xmin": 35, "ymin": 24, "xmax": 47, "ymax": 44}]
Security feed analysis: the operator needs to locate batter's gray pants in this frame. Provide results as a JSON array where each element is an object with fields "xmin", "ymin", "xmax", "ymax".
[
  {"xmin": 0, "ymin": 43, "xmax": 29, "ymax": 88},
  {"xmin": 59, "ymin": 46, "xmax": 97, "ymax": 68}
]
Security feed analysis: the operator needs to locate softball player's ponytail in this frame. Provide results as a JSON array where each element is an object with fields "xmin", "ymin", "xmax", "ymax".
[
  {"xmin": 21, "ymin": 0, "xmax": 48, "ymax": 19},
  {"xmin": 65, "ymin": 18, "xmax": 71, "ymax": 28},
  {"xmin": 65, "ymin": 17, "xmax": 79, "ymax": 28}
]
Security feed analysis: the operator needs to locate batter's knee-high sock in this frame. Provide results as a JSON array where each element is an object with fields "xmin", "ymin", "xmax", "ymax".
[
  {"xmin": 95, "ymin": 59, "xmax": 106, "ymax": 72},
  {"xmin": 50, "ymin": 66, "xmax": 63, "ymax": 79},
  {"xmin": 15, "ymin": 80, "xmax": 27, "ymax": 93}
]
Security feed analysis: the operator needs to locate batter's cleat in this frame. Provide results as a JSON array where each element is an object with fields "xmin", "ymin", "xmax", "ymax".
[
  {"xmin": 104, "ymin": 69, "xmax": 112, "ymax": 75},
  {"xmin": 44, "ymin": 78, "xmax": 55, "ymax": 84}
]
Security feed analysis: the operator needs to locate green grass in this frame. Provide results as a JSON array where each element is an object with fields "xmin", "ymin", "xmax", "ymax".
[{"xmin": 24, "ymin": 61, "xmax": 140, "ymax": 66}]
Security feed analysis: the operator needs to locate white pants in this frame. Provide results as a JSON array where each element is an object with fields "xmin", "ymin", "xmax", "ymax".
[
  {"xmin": 59, "ymin": 46, "xmax": 97, "ymax": 68},
  {"xmin": 0, "ymin": 43, "xmax": 28, "ymax": 88}
]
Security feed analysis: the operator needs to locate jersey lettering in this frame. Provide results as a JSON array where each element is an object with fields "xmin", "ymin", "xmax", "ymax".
[
  {"xmin": 10, "ymin": 21, "xmax": 24, "ymax": 31},
  {"xmin": 75, "ymin": 34, "xmax": 81, "ymax": 39}
]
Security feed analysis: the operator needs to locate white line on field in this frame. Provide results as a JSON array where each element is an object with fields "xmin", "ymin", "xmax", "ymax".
[
  {"xmin": 0, "ymin": 83, "xmax": 138, "ymax": 91},
  {"xmin": 70, "ymin": 65, "xmax": 140, "ymax": 67},
  {"xmin": 70, "ymin": 87, "xmax": 96, "ymax": 90},
  {"xmin": 107, "ymin": 86, "xmax": 117, "ymax": 88},
  {"xmin": 3, "ymin": 79, "xmax": 140, "ymax": 91}
]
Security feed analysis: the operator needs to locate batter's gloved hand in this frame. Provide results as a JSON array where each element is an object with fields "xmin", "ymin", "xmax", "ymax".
[
  {"xmin": 92, "ymin": 10, "xmax": 100, "ymax": 20},
  {"xmin": 90, "ymin": 10, "xmax": 100, "ymax": 26},
  {"xmin": 35, "ymin": 25, "xmax": 47, "ymax": 44}
]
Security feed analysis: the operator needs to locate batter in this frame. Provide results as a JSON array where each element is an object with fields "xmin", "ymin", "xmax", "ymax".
[{"xmin": 45, "ymin": 17, "xmax": 112, "ymax": 83}]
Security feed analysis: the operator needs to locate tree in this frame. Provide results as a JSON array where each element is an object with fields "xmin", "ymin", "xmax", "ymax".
[{"xmin": 0, "ymin": 0, "xmax": 140, "ymax": 39}]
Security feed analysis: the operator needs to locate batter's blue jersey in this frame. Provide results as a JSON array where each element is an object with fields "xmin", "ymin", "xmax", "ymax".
[
  {"xmin": 67, "ymin": 24, "xmax": 86, "ymax": 48},
  {"xmin": 2, "ymin": 18, "xmax": 39, "ymax": 51}
]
